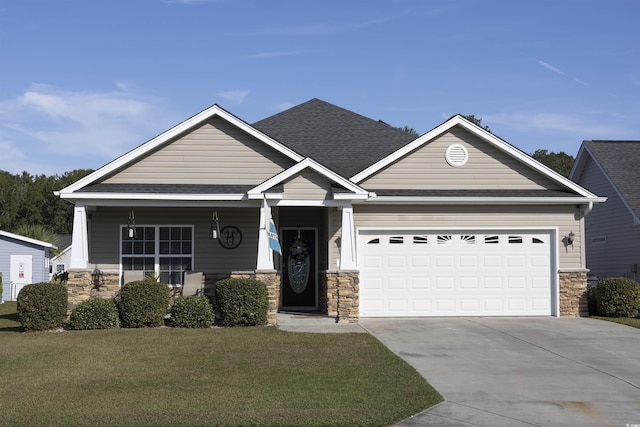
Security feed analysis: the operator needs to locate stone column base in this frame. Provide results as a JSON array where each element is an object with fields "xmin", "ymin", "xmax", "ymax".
[
  {"xmin": 323, "ymin": 270, "xmax": 359, "ymax": 323},
  {"xmin": 559, "ymin": 270, "xmax": 589, "ymax": 317}
]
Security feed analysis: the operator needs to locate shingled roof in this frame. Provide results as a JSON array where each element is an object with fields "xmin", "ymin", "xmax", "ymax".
[
  {"xmin": 252, "ymin": 98, "xmax": 415, "ymax": 178},
  {"xmin": 582, "ymin": 140, "xmax": 640, "ymax": 217}
]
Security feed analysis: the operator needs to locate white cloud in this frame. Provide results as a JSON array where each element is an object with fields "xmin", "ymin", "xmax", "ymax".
[
  {"xmin": 217, "ymin": 90, "xmax": 249, "ymax": 105},
  {"xmin": 538, "ymin": 60, "xmax": 565, "ymax": 76},
  {"xmin": 0, "ymin": 83, "xmax": 179, "ymax": 174}
]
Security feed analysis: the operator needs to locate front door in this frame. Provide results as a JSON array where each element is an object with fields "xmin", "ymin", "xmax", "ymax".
[
  {"xmin": 281, "ymin": 228, "xmax": 317, "ymax": 310},
  {"xmin": 10, "ymin": 255, "xmax": 32, "ymax": 301}
]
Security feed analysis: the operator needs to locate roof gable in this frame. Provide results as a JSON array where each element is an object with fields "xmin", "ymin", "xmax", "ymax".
[
  {"xmin": 353, "ymin": 115, "xmax": 599, "ymax": 199},
  {"xmin": 247, "ymin": 158, "xmax": 368, "ymax": 200},
  {"xmin": 58, "ymin": 104, "xmax": 303, "ymax": 197},
  {"xmin": 360, "ymin": 125, "xmax": 562, "ymax": 190},
  {"xmin": 252, "ymin": 99, "xmax": 415, "ymax": 178},
  {"xmin": 0, "ymin": 230, "xmax": 56, "ymax": 249},
  {"xmin": 571, "ymin": 140, "xmax": 640, "ymax": 221}
]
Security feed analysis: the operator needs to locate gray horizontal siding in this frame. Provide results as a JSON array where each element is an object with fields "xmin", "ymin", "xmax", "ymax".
[
  {"xmin": 361, "ymin": 127, "xmax": 562, "ymax": 190},
  {"xmin": 103, "ymin": 117, "xmax": 295, "ymax": 185},
  {"xmin": 578, "ymin": 157, "xmax": 640, "ymax": 279},
  {"xmin": 0, "ymin": 237, "xmax": 49, "ymax": 301}
]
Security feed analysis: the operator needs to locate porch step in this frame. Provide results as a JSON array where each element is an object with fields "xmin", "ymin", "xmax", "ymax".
[{"xmin": 276, "ymin": 311, "xmax": 366, "ymax": 333}]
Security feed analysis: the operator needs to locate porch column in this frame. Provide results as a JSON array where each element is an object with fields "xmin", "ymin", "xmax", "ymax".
[
  {"xmin": 70, "ymin": 204, "xmax": 89, "ymax": 269},
  {"xmin": 340, "ymin": 204, "xmax": 357, "ymax": 270},
  {"xmin": 256, "ymin": 200, "xmax": 274, "ymax": 270}
]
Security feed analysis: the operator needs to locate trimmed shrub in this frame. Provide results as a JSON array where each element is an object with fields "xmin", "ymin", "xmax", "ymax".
[
  {"xmin": 68, "ymin": 298, "xmax": 120, "ymax": 330},
  {"xmin": 215, "ymin": 278, "xmax": 268, "ymax": 326},
  {"xmin": 17, "ymin": 281, "xmax": 67, "ymax": 331},
  {"xmin": 591, "ymin": 277, "xmax": 640, "ymax": 317},
  {"xmin": 170, "ymin": 295, "xmax": 214, "ymax": 328},
  {"xmin": 118, "ymin": 280, "xmax": 170, "ymax": 328}
]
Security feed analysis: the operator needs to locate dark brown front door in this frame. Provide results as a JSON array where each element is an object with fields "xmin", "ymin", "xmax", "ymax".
[{"xmin": 281, "ymin": 228, "xmax": 317, "ymax": 310}]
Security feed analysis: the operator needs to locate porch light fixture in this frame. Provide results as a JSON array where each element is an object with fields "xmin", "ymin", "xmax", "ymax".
[
  {"xmin": 91, "ymin": 268, "xmax": 104, "ymax": 289},
  {"xmin": 209, "ymin": 211, "xmax": 220, "ymax": 240},
  {"xmin": 127, "ymin": 210, "xmax": 137, "ymax": 239},
  {"xmin": 567, "ymin": 231, "xmax": 575, "ymax": 246}
]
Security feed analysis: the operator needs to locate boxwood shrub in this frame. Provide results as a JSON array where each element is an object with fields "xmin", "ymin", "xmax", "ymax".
[
  {"xmin": 215, "ymin": 278, "xmax": 268, "ymax": 326},
  {"xmin": 591, "ymin": 277, "xmax": 640, "ymax": 317},
  {"xmin": 68, "ymin": 298, "xmax": 120, "ymax": 330},
  {"xmin": 118, "ymin": 280, "xmax": 170, "ymax": 328},
  {"xmin": 17, "ymin": 281, "xmax": 67, "ymax": 331},
  {"xmin": 170, "ymin": 295, "xmax": 214, "ymax": 328}
]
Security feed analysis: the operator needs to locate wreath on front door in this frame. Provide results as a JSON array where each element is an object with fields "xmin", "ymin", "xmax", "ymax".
[{"xmin": 288, "ymin": 236, "xmax": 309, "ymax": 262}]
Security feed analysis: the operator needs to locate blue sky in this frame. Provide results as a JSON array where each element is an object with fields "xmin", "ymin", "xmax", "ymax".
[{"xmin": 1, "ymin": 0, "xmax": 638, "ymax": 175}]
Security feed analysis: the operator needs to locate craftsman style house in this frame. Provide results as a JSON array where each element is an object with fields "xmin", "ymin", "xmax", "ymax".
[{"xmin": 57, "ymin": 99, "xmax": 604, "ymax": 323}]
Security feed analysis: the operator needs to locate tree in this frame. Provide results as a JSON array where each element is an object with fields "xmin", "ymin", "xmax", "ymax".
[
  {"xmin": 13, "ymin": 224, "xmax": 60, "ymax": 255},
  {"xmin": 462, "ymin": 115, "xmax": 491, "ymax": 132},
  {"xmin": 397, "ymin": 125, "xmax": 420, "ymax": 137},
  {"xmin": 530, "ymin": 149, "xmax": 574, "ymax": 177}
]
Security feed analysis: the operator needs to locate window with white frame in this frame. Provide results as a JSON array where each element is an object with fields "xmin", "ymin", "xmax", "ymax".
[{"xmin": 121, "ymin": 226, "xmax": 193, "ymax": 285}]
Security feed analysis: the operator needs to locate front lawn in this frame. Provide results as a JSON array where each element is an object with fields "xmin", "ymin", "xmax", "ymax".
[
  {"xmin": 593, "ymin": 316, "xmax": 640, "ymax": 329},
  {"xmin": 0, "ymin": 302, "xmax": 442, "ymax": 426}
]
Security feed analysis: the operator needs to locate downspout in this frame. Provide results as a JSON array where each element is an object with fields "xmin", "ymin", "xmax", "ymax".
[{"xmin": 582, "ymin": 201, "xmax": 593, "ymax": 217}]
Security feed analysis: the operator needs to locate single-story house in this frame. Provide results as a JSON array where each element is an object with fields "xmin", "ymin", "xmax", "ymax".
[
  {"xmin": 570, "ymin": 140, "xmax": 640, "ymax": 280},
  {"xmin": 56, "ymin": 98, "xmax": 605, "ymax": 322},
  {"xmin": 0, "ymin": 230, "xmax": 57, "ymax": 302}
]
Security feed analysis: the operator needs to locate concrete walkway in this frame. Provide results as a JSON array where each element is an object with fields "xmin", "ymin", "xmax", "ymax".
[
  {"xmin": 360, "ymin": 317, "xmax": 640, "ymax": 427},
  {"xmin": 276, "ymin": 312, "xmax": 367, "ymax": 333}
]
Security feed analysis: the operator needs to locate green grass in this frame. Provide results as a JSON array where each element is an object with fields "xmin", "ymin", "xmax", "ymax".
[
  {"xmin": 0, "ymin": 301, "xmax": 442, "ymax": 426},
  {"xmin": 593, "ymin": 316, "xmax": 640, "ymax": 329}
]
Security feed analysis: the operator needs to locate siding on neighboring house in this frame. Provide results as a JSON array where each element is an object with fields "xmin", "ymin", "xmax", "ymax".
[
  {"xmin": 0, "ymin": 236, "xmax": 50, "ymax": 301},
  {"xmin": 352, "ymin": 204, "xmax": 583, "ymax": 269},
  {"xmin": 282, "ymin": 170, "xmax": 333, "ymax": 200},
  {"xmin": 102, "ymin": 117, "xmax": 295, "ymax": 185},
  {"xmin": 578, "ymin": 156, "xmax": 640, "ymax": 279},
  {"xmin": 360, "ymin": 127, "xmax": 563, "ymax": 190}
]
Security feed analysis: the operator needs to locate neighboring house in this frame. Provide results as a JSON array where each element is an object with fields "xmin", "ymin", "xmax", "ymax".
[
  {"xmin": 56, "ymin": 99, "xmax": 604, "ymax": 321},
  {"xmin": 0, "ymin": 230, "xmax": 57, "ymax": 302},
  {"xmin": 570, "ymin": 140, "xmax": 640, "ymax": 280},
  {"xmin": 50, "ymin": 234, "xmax": 72, "ymax": 279}
]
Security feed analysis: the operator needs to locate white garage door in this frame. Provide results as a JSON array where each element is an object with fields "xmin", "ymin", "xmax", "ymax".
[{"xmin": 359, "ymin": 230, "xmax": 555, "ymax": 317}]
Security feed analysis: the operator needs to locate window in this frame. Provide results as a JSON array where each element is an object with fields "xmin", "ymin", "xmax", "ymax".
[
  {"xmin": 56, "ymin": 264, "xmax": 65, "ymax": 273},
  {"xmin": 508, "ymin": 236, "xmax": 523, "ymax": 244},
  {"xmin": 389, "ymin": 236, "xmax": 404, "ymax": 244},
  {"xmin": 413, "ymin": 235, "xmax": 429, "ymax": 244},
  {"xmin": 484, "ymin": 235, "xmax": 499, "ymax": 244},
  {"xmin": 121, "ymin": 226, "xmax": 193, "ymax": 285},
  {"xmin": 461, "ymin": 235, "xmax": 476, "ymax": 244},
  {"xmin": 367, "ymin": 238, "xmax": 380, "ymax": 244},
  {"xmin": 437, "ymin": 235, "xmax": 452, "ymax": 244}
]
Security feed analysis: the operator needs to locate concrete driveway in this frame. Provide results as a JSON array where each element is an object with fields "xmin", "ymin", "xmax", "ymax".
[{"xmin": 360, "ymin": 317, "xmax": 640, "ymax": 427}]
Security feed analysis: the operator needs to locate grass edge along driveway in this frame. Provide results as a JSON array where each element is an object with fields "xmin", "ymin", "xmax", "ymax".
[{"xmin": 0, "ymin": 302, "xmax": 442, "ymax": 426}]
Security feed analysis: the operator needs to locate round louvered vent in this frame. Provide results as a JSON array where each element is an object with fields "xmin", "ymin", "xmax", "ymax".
[{"xmin": 445, "ymin": 144, "xmax": 468, "ymax": 167}]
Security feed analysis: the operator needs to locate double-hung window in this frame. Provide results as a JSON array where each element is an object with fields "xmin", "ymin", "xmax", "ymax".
[{"xmin": 121, "ymin": 225, "xmax": 193, "ymax": 286}]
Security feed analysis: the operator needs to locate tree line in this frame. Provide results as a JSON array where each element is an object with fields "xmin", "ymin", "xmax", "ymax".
[{"xmin": 0, "ymin": 169, "xmax": 93, "ymax": 236}]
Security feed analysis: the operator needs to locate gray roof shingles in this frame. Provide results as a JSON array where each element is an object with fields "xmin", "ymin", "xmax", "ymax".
[
  {"xmin": 252, "ymin": 98, "xmax": 415, "ymax": 178},
  {"xmin": 584, "ymin": 140, "xmax": 640, "ymax": 216}
]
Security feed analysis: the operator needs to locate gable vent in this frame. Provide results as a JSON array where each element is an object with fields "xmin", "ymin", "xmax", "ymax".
[{"xmin": 445, "ymin": 144, "xmax": 469, "ymax": 167}]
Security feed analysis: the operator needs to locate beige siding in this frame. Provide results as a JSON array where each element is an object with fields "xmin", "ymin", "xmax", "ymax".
[
  {"xmin": 361, "ymin": 127, "xmax": 562, "ymax": 190},
  {"xmin": 352, "ymin": 204, "xmax": 583, "ymax": 269},
  {"xmin": 103, "ymin": 116, "xmax": 294, "ymax": 185},
  {"xmin": 89, "ymin": 206, "xmax": 259, "ymax": 273},
  {"xmin": 577, "ymin": 157, "xmax": 640, "ymax": 278},
  {"xmin": 283, "ymin": 170, "xmax": 332, "ymax": 200}
]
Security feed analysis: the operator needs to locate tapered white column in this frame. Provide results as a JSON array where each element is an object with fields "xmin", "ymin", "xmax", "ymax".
[
  {"xmin": 257, "ymin": 199, "xmax": 274, "ymax": 270},
  {"xmin": 70, "ymin": 204, "xmax": 89, "ymax": 269},
  {"xmin": 340, "ymin": 204, "xmax": 357, "ymax": 270}
]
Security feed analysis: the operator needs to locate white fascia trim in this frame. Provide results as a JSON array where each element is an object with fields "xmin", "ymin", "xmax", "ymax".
[
  {"xmin": 332, "ymin": 193, "xmax": 369, "ymax": 200},
  {"xmin": 364, "ymin": 196, "xmax": 607, "ymax": 205},
  {"xmin": 60, "ymin": 192, "xmax": 248, "ymax": 201},
  {"xmin": 247, "ymin": 157, "xmax": 368, "ymax": 198},
  {"xmin": 58, "ymin": 105, "xmax": 304, "ymax": 196},
  {"xmin": 0, "ymin": 230, "xmax": 57, "ymax": 249},
  {"xmin": 351, "ymin": 115, "xmax": 599, "ymax": 199}
]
